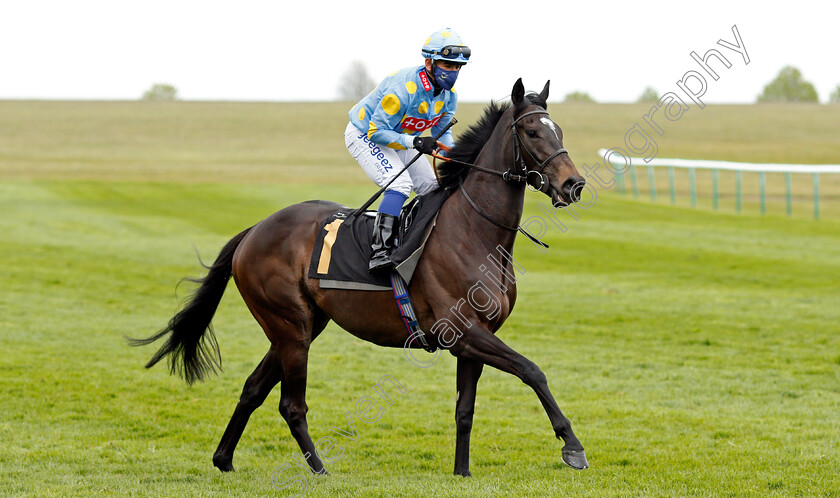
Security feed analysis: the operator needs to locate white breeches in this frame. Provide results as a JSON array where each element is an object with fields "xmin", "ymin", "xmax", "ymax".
[{"xmin": 344, "ymin": 122, "xmax": 438, "ymax": 197}]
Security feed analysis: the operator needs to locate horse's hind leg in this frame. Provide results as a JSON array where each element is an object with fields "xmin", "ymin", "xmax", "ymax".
[
  {"xmin": 277, "ymin": 339, "xmax": 327, "ymax": 475},
  {"xmin": 245, "ymin": 299, "xmax": 330, "ymax": 475},
  {"xmin": 213, "ymin": 347, "xmax": 284, "ymax": 472}
]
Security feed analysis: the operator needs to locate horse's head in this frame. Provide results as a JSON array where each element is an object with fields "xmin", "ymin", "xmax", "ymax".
[{"xmin": 510, "ymin": 78, "xmax": 585, "ymax": 207}]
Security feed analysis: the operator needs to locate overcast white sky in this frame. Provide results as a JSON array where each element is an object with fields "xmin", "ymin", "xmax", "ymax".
[{"xmin": 1, "ymin": 0, "xmax": 838, "ymax": 103}]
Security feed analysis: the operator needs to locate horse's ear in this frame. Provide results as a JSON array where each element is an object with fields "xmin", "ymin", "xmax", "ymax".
[
  {"xmin": 511, "ymin": 78, "xmax": 525, "ymax": 106},
  {"xmin": 540, "ymin": 80, "xmax": 550, "ymax": 101}
]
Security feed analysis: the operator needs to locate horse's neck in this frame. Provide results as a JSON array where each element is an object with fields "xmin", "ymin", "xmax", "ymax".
[{"xmin": 455, "ymin": 123, "xmax": 525, "ymax": 253}]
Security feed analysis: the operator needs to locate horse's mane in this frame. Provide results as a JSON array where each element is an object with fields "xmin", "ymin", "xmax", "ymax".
[{"xmin": 437, "ymin": 93, "xmax": 547, "ymax": 188}]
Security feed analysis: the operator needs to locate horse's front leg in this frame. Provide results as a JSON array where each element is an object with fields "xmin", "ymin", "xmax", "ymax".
[
  {"xmin": 454, "ymin": 357, "xmax": 484, "ymax": 476},
  {"xmin": 451, "ymin": 326, "xmax": 589, "ymax": 470}
]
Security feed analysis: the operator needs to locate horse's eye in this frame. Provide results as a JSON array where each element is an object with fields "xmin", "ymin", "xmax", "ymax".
[{"xmin": 525, "ymin": 130, "xmax": 538, "ymax": 138}]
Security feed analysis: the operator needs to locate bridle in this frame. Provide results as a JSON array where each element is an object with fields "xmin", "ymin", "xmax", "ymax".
[
  {"xmin": 510, "ymin": 109, "xmax": 568, "ymax": 193},
  {"xmin": 450, "ymin": 106, "xmax": 569, "ymax": 248},
  {"xmin": 444, "ymin": 108, "xmax": 568, "ymax": 187}
]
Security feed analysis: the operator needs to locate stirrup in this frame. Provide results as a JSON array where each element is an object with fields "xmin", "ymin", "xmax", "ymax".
[{"xmin": 369, "ymin": 254, "xmax": 394, "ymax": 272}]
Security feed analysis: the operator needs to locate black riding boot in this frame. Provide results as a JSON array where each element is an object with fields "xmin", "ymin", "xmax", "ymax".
[{"xmin": 369, "ymin": 213, "xmax": 399, "ymax": 272}]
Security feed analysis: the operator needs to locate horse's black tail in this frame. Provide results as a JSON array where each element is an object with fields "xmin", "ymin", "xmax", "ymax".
[{"xmin": 127, "ymin": 226, "xmax": 253, "ymax": 385}]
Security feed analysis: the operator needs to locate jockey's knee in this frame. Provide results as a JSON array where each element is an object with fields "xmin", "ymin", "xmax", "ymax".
[{"xmin": 386, "ymin": 179, "xmax": 412, "ymax": 198}]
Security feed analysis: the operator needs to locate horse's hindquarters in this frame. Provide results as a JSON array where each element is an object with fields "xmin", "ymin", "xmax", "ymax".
[{"xmin": 232, "ymin": 201, "xmax": 343, "ymax": 335}]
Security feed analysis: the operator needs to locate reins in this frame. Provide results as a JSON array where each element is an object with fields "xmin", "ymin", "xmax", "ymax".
[
  {"xmin": 457, "ymin": 175, "xmax": 550, "ymax": 249},
  {"xmin": 434, "ymin": 107, "xmax": 569, "ymax": 249},
  {"xmin": 434, "ymin": 145, "xmax": 528, "ymax": 183}
]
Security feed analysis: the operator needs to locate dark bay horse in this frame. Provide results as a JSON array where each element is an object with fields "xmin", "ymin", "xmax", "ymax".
[{"xmin": 131, "ymin": 78, "xmax": 589, "ymax": 477}]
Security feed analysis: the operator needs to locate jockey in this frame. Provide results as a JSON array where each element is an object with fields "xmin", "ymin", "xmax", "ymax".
[{"xmin": 345, "ymin": 28, "xmax": 470, "ymax": 272}]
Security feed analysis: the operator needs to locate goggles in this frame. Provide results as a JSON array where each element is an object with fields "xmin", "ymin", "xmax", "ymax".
[
  {"xmin": 440, "ymin": 45, "xmax": 471, "ymax": 60},
  {"xmin": 424, "ymin": 45, "xmax": 471, "ymax": 62}
]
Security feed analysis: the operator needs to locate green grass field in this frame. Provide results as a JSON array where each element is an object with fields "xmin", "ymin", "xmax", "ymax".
[{"xmin": 1, "ymin": 101, "xmax": 839, "ymax": 497}]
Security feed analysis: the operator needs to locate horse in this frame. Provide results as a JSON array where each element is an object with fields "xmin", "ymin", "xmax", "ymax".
[{"xmin": 130, "ymin": 78, "xmax": 590, "ymax": 477}]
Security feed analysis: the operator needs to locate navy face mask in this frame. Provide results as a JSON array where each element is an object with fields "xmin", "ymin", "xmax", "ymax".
[{"xmin": 433, "ymin": 65, "xmax": 459, "ymax": 90}]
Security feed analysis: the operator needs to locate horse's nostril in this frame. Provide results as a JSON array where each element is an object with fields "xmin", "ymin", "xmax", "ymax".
[
  {"xmin": 561, "ymin": 177, "xmax": 586, "ymax": 203},
  {"xmin": 571, "ymin": 183, "xmax": 584, "ymax": 202}
]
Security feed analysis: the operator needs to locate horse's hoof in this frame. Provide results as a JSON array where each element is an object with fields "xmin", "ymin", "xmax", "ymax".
[
  {"xmin": 454, "ymin": 468, "xmax": 472, "ymax": 477},
  {"xmin": 213, "ymin": 454, "xmax": 235, "ymax": 472},
  {"xmin": 561, "ymin": 448, "xmax": 589, "ymax": 470}
]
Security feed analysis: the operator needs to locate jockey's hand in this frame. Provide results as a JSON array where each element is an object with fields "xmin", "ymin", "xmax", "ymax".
[{"xmin": 413, "ymin": 136, "xmax": 438, "ymax": 155}]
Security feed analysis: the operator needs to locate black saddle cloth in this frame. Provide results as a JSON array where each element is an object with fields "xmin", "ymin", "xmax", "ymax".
[{"xmin": 308, "ymin": 188, "xmax": 451, "ymax": 291}]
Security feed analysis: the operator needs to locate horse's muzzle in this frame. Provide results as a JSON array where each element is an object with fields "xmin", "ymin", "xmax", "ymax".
[{"xmin": 552, "ymin": 176, "xmax": 585, "ymax": 207}]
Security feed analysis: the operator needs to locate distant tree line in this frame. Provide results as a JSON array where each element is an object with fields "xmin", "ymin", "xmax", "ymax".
[
  {"xmin": 142, "ymin": 83, "xmax": 178, "ymax": 101},
  {"xmin": 757, "ymin": 66, "xmax": 818, "ymax": 103},
  {"xmin": 629, "ymin": 68, "xmax": 836, "ymax": 104},
  {"xmin": 144, "ymin": 64, "xmax": 840, "ymax": 104},
  {"xmin": 526, "ymin": 68, "xmax": 838, "ymax": 105},
  {"xmin": 337, "ymin": 61, "xmax": 376, "ymax": 102}
]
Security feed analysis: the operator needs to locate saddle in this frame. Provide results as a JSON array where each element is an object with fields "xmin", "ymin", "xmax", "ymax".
[{"xmin": 308, "ymin": 188, "xmax": 451, "ymax": 291}]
